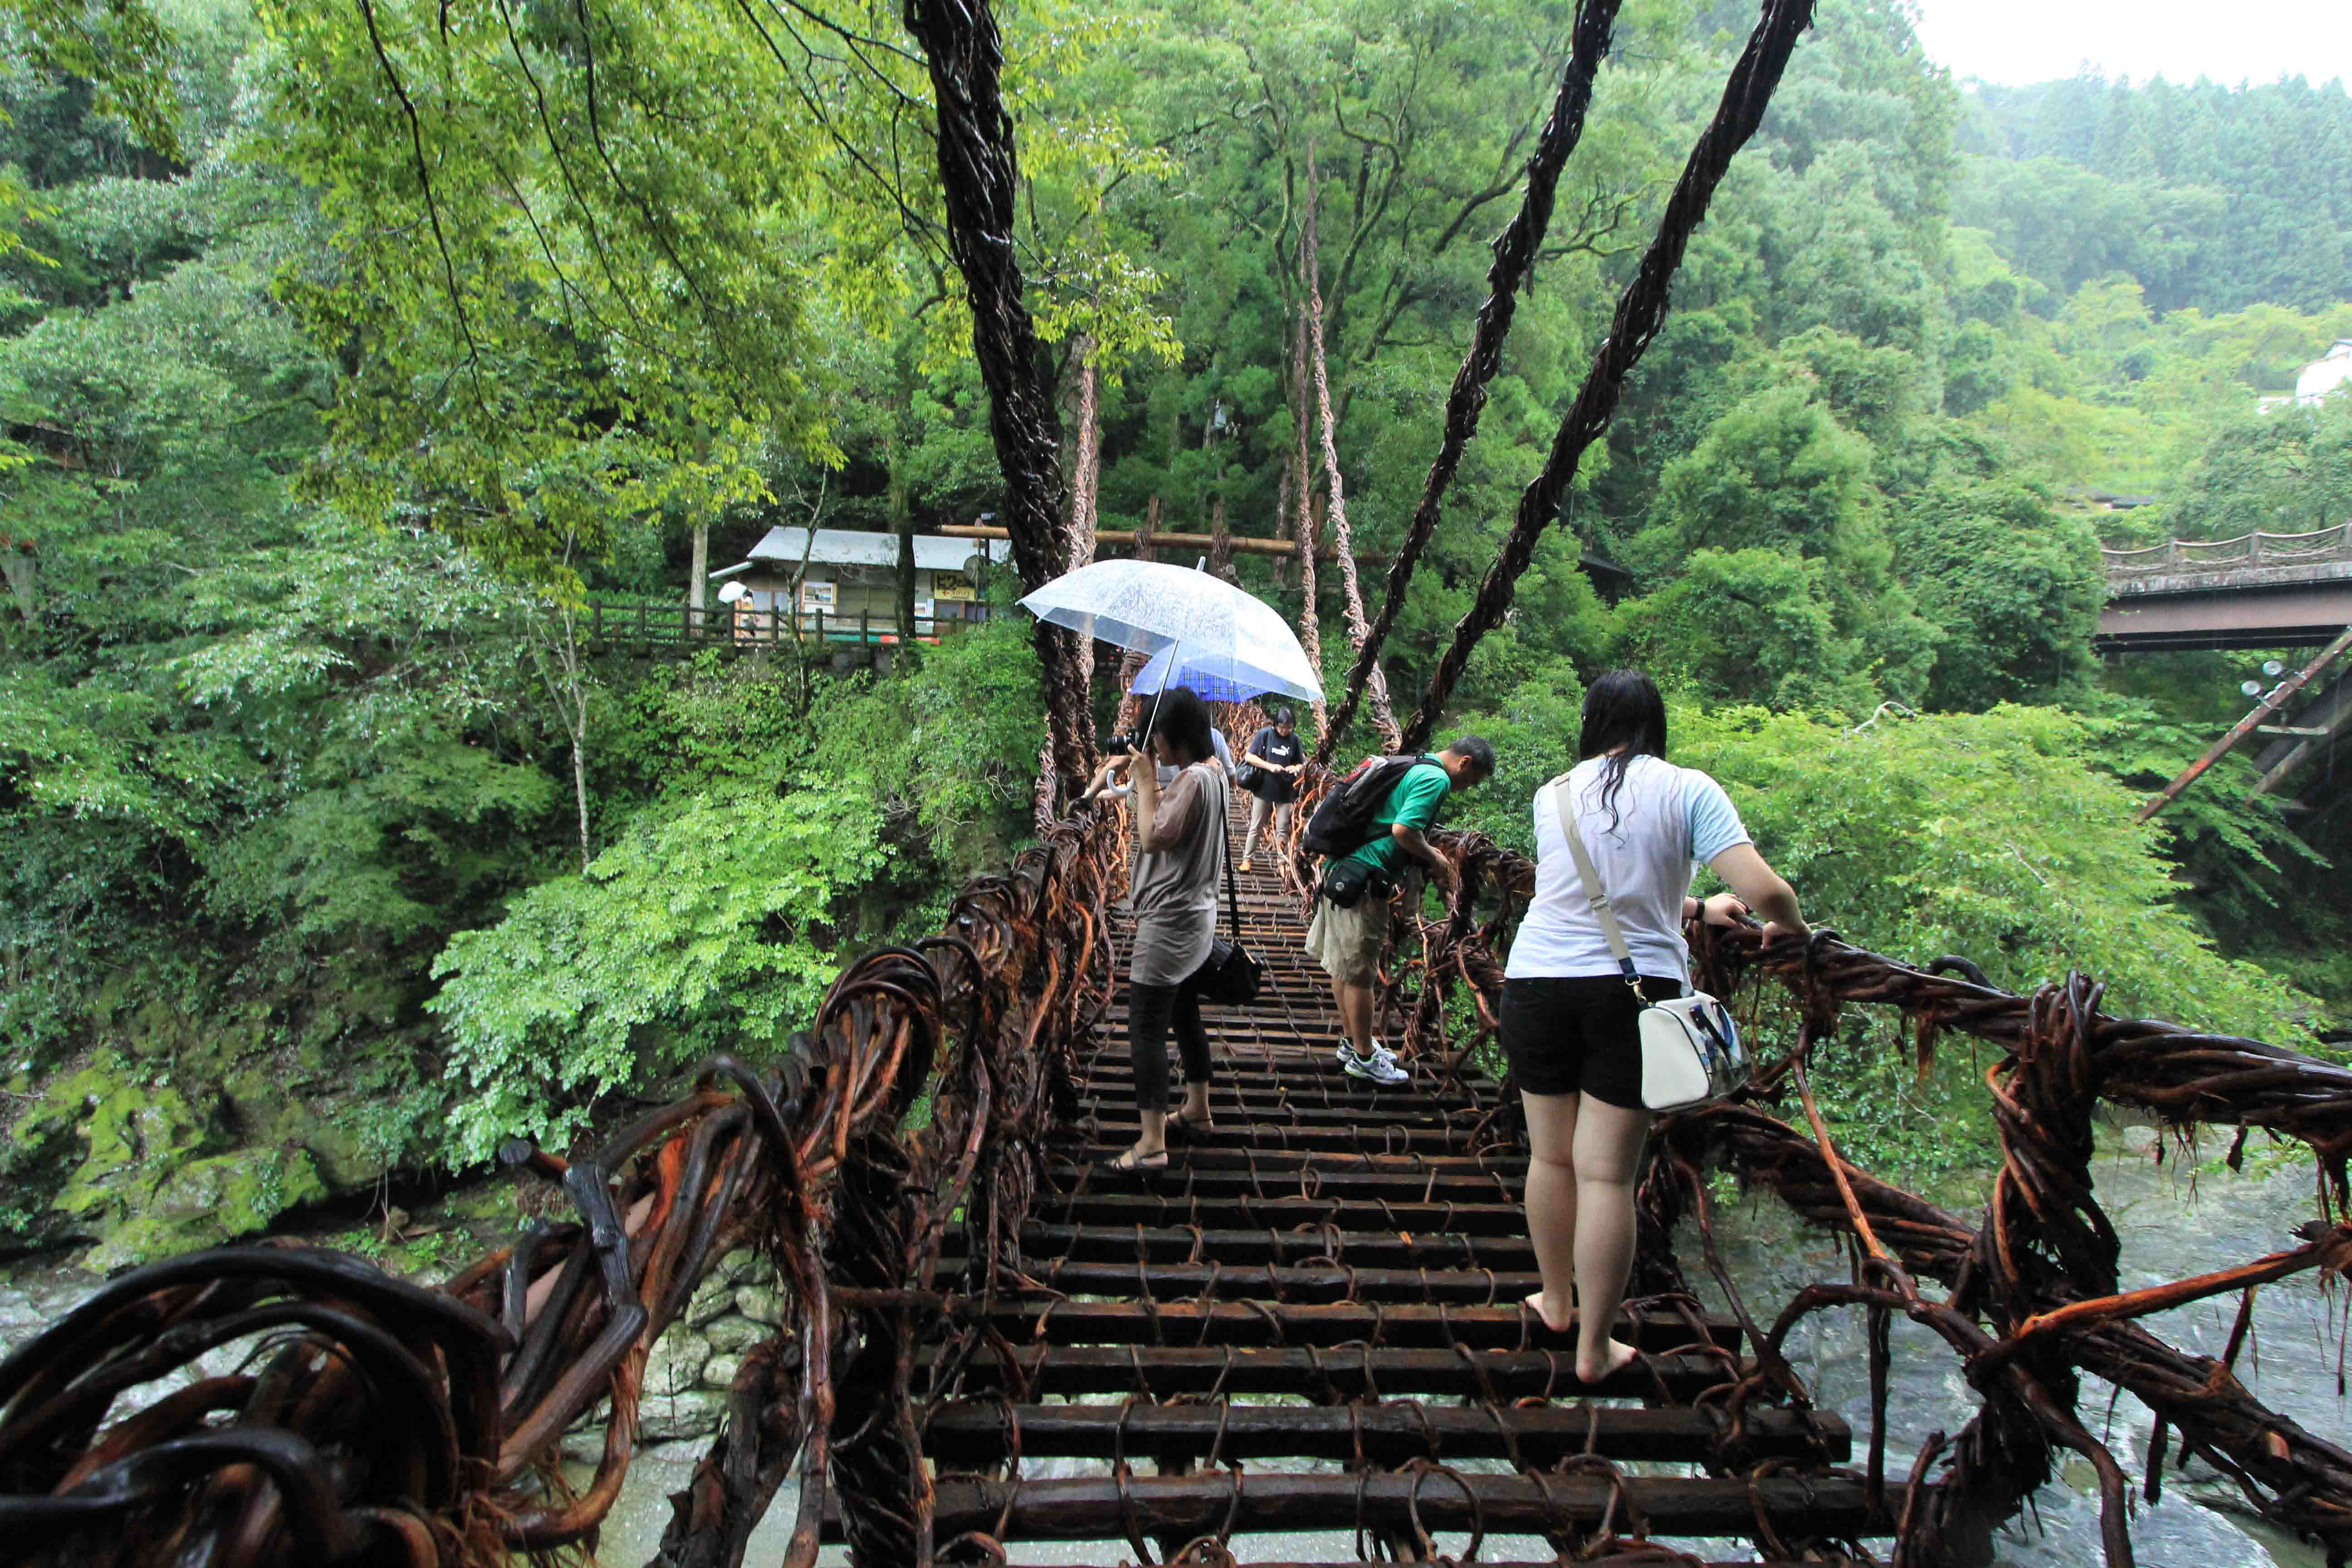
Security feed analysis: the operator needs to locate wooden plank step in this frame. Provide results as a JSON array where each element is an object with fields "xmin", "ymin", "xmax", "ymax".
[
  {"xmin": 965, "ymin": 1298, "xmax": 1739, "ymax": 1352},
  {"xmin": 920, "ymin": 1401, "xmax": 1847, "ymax": 1467},
  {"xmin": 903, "ymin": 1470, "xmax": 1886, "ymax": 1543},
  {"xmin": 1077, "ymin": 1068, "xmax": 1488, "ymax": 1109},
  {"xmin": 1056, "ymin": 1147, "xmax": 1527, "ymax": 1175},
  {"xmin": 1012, "ymin": 1257, "xmax": 1555, "ymax": 1305},
  {"xmin": 1011, "ymin": 1221, "xmax": 1538, "ymax": 1271},
  {"xmin": 1071, "ymin": 1095, "xmax": 1486, "ymax": 1131},
  {"xmin": 1043, "ymin": 1192, "xmax": 1533, "ymax": 1238},
  {"xmin": 1043, "ymin": 1164, "xmax": 1521, "ymax": 1206},
  {"xmin": 923, "ymin": 1343, "xmax": 1738, "ymax": 1402},
  {"xmin": 1064, "ymin": 1120, "xmax": 1476, "ymax": 1153}
]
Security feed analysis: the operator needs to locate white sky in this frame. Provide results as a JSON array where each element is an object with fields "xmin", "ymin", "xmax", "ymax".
[{"xmin": 1909, "ymin": 0, "xmax": 2352, "ymax": 89}]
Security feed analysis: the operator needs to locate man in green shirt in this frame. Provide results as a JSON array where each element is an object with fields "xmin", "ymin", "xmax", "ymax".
[{"xmin": 1305, "ymin": 735, "xmax": 1495, "ymax": 1083}]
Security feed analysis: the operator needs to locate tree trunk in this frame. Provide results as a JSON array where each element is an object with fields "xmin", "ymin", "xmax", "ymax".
[
  {"xmin": 1068, "ymin": 336, "xmax": 1101, "ymax": 688},
  {"xmin": 0, "ymin": 541, "xmax": 36, "ymax": 623},
  {"xmin": 890, "ymin": 419, "xmax": 917, "ymax": 652},
  {"xmin": 1291, "ymin": 305, "xmax": 1328, "ymax": 746},
  {"xmin": 1301, "ymin": 146, "xmax": 1400, "ymax": 750},
  {"xmin": 689, "ymin": 521, "xmax": 708, "ymax": 634},
  {"xmin": 1137, "ymin": 494, "xmax": 1161, "ymax": 562},
  {"xmin": 904, "ymin": 0, "xmax": 1092, "ymax": 795}
]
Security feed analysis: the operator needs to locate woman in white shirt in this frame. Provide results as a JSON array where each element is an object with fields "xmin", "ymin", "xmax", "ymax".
[{"xmin": 1504, "ymin": 671, "xmax": 1808, "ymax": 1383}]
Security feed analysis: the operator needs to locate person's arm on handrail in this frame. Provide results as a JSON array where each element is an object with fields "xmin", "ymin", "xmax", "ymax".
[
  {"xmin": 1391, "ymin": 823, "xmax": 1458, "ymax": 897},
  {"xmin": 1703, "ymin": 842, "xmax": 1808, "ymax": 946}
]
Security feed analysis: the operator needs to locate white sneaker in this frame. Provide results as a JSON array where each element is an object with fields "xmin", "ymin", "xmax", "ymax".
[{"xmin": 1339, "ymin": 1040, "xmax": 1409, "ymax": 1085}]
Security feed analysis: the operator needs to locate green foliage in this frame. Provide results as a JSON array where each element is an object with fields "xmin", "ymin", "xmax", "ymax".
[
  {"xmin": 429, "ymin": 622, "xmax": 1045, "ymax": 1163},
  {"xmin": 1957, "ymin": 73, "xmax": 2352, "ymax": 314},
  {"xmin": 1887, "ymin": 480, "xmax": 2103, "ymax": 710},
  {"xmin": 2165, "ymin": 399, "xmax": 2352, "ymax": 540},
  {"xmin": 1648, "ymin": 386, "xmax": 1873, "ymax": 560},
  {"xmin": 1613, "ymin": 548, "xmax": 1871, "ymax": 711},
  {"xmin": 431, "ymin": 776, "xmax": 887, "ymax": 1161},
  {"xmin": 1676, "ymin": 704, "xmax": 2319, "ymax": 1045},
  {"xmin": 808, "ymin": 616, "xmax": 1048, "ymax": 884}
]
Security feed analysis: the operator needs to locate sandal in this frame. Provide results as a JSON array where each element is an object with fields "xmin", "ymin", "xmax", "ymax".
[
  {"xmin": 1166, "ymin": 1107, "xmax": 1216, "ymax": 1142},
  {"xmin": 1098, "ymin": 1147, "xmax": 1168, "ymax": 1178}
]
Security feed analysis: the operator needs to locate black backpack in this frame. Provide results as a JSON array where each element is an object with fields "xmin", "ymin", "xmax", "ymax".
[{"xmin": 1300, "ymin": 754, "xmax": 1441, "ymax": 858}]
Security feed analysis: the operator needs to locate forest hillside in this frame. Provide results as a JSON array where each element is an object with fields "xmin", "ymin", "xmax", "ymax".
[{"xmin": 4, "ymin": 0, "xmax": 2351, "ymax": 1262}]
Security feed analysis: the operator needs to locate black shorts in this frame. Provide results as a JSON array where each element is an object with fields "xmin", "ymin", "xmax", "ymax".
[{"xmin": 1499, "ymin": 975, "xmax": 1684, "ymax": 1108}]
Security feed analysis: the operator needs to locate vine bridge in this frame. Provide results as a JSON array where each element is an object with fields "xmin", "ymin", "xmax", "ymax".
[
  {"xmin": 9, "ymin": 769, "xmax": 2352, "ymax": 1568},
  {"xmin": 11, "ymin": 0, "xmax": 2352, "ymax": 1559}
]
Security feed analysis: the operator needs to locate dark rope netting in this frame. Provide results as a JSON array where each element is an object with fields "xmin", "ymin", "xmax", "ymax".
[
  {"xmin": 1399, "ymin": 0, "xmax": 1816, "ymax": 751},
  {"xmin": 903, "ymin": 0, "xmax": 1092, "ymax": 786},
  {"xmin": 1319, "ymin": 0, "xmax": 1624, "ymax": 763}
]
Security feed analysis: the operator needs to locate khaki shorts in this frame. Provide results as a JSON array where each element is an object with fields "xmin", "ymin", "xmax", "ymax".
[{"xmin": 1305, "ymin": 894, "xmax": 1386, "ymax": 987}]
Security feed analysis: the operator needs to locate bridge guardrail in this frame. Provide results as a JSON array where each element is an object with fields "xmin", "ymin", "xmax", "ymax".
[{"xmin": 2103, "ymin": 521, "xmax": 2352, "ymax": 579}]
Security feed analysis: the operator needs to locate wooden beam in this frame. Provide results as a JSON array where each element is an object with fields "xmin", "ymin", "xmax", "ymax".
[
  {"xmin": 937, "ymin": 522, "xmax": 1381, "ymax": 564},
  {"xmin": 920, "ymin": 1401, "xmax": 1848, "ymax": 1467},
  {"xmin": 2137, "ymin": 624, "xmax": 2352, "ymax": 821},
  {"xmin": 906, "ymin": 1471, "xmax": 1885, "ymax": 1544}
]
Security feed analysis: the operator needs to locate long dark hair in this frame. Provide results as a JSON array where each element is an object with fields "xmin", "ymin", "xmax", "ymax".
[
  {"xmin": 1152, "ymin": 686, "xmax": 1216, "ymax": 764},
  {"xmin": 1577, "ymin": 669, "xmax": 1668, "ymax": 833}
]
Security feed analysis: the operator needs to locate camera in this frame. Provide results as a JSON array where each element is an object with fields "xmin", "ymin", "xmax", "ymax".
[{"xmin": 1102, "ymin": 730, "xmax": 1142, "ymax": 756}]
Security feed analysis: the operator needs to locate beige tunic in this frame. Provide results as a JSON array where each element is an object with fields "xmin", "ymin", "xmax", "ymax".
[{"xmin": 1129, "ymin": 763, "xmax": 1229, "ymax": 985}]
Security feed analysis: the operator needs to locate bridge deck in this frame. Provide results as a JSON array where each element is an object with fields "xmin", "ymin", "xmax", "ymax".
[{"xmin": 842, "ymin": 800, "xmax": 1887, "ymax": 1563}]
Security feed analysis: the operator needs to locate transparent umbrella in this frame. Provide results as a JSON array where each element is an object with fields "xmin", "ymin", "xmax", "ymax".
[{"xmin": 1018, "ymin": 559, "xmax": 1323, "ymax": 715}]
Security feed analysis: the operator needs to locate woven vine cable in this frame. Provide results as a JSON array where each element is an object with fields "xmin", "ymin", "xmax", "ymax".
[
  {"xmin": 1400, "ymin": 0, "xmax": 1818, "ymax": 751},
  {"xmin": 1320, "ymin": 0, "xmax": 1625, "ymax": 761}
]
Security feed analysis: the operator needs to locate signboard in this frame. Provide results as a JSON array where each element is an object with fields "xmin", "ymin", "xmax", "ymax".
[
  {"xmin": 930, "ymin": 569, "xmax": 976, "ymax": 602},
  {"xmin": 799, "ymin": 580, "xmax": 836, "ymax": 612},
  {"xmin": 914, "ymin": 597, "xmax": 936, "ymax": 620}
]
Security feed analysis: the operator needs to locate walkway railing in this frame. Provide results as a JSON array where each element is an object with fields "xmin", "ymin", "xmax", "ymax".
[{"xmin": 2103, "ymin": 521, "xmax": 2352, "ymax": 580}]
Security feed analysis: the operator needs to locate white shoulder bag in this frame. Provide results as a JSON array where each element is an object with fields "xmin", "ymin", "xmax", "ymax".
[{"xmin": 1549, "ymin": 778, "xmax": 1750, "ymax": 1112}]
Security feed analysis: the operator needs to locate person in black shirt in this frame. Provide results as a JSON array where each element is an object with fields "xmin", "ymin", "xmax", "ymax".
[{"xmin": 1238, "ymin": 706, "xmax": 1307, "ymax": 872}]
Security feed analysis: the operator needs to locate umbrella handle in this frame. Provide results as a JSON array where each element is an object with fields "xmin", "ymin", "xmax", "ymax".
[{"xmin": 1139, "ymin": 638, "xmax": 1176, "ymax": 752}]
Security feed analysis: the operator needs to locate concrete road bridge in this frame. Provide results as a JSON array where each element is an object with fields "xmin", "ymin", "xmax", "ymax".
[{"xmin": 2099, "ymin": 524, "xmax": 2352, "ymax": 652}]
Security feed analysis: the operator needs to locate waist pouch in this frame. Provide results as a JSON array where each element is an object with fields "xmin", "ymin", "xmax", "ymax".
[{"xmin": 1318, "ymin": 858, "xmax": 1395, "ymax": 910}]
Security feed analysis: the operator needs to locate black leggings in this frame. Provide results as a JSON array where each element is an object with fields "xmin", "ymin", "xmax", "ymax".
[{"xmin": 1129, "ymin": 977, "xmax": 1212, "ymax": 1111}]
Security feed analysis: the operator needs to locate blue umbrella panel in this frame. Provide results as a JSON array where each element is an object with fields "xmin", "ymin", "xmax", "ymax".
[{"xmin": 1127, "ymin": 645, "xmax": 1301, "ymax": 706}]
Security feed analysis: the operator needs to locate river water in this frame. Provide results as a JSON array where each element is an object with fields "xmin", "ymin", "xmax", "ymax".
[{"xmin": 5, "ymin": 1128, "xmax": 2344, "ymax": 1565}]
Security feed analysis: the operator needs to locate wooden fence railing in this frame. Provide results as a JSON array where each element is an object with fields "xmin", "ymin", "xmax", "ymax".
[{"xmin": 581, "ymin": 599, "xmax": 995, "ymax": 651}]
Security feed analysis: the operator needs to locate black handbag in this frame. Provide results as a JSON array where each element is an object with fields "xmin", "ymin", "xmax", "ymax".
[{"xmin": 1190, "ymin": 795, "xmax": 1262, "ymax": 1007}]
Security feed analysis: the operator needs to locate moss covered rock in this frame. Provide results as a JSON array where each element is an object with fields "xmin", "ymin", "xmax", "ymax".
[{"xmin": 86, "ymin": 1147, "xmax": 330, "ymax": 1273}]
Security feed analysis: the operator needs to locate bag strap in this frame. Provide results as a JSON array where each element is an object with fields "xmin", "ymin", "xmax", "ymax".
[
  {"xmin": 1216, "ymin": 769, "xmax": 1242, "ymax": 941},
  {"xmin": 1549, "ymin": 775, "xmax": 1647, "ymax": 1002}
]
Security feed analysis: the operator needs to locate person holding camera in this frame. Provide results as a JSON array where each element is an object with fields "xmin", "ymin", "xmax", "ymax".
[
  {"xmin": 1102, "ymin": 687, "xmax": 1232, "ymax": 1175},
  {"xmin": 1305, "ymin": 736, "xmax": 1494, "ymax": 1085},
  {"xmin": 1237, "ymin": 707, "xmax": 1305, "ymax": 872}
]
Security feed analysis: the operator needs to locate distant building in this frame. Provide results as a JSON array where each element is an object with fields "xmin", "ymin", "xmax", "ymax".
[
  {"xmin": 2296, "ymin": 340, "xmax": 2352, "ymax": 407},
  {"xmin": 712, "ymin": 526, "xmax": 1004, "ymax": 640}
]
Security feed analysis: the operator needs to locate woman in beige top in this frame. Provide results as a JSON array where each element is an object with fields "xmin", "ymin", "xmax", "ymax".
[{"xmin": 1100, "ymin": 686, "xmax": 1230, "ymax": 1175}]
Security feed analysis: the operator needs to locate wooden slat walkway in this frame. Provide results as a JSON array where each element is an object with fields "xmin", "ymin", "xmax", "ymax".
[{"xmin": 836, "ymin": 794, "xmax": 1886, "ymax": 1561}]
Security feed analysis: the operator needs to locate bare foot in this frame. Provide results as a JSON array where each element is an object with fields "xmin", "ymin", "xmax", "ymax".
[
  {"xmin": 1575, "ymin": 1335, "xmax": 1643, "ymax": 1386},
  {"xmin": 1522, "ymin": 1289, "xmax": 1574, "ymax": 1335}
]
